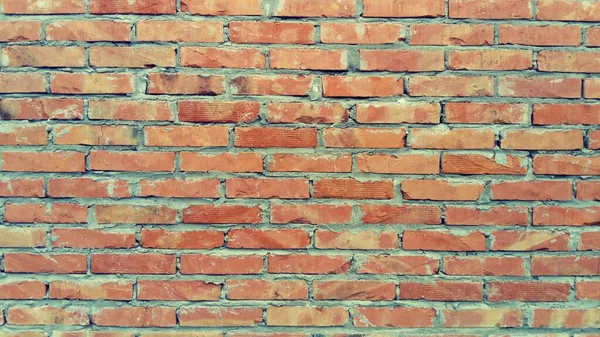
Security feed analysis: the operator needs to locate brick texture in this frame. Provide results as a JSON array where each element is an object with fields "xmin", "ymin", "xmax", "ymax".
[{"xmin": 0, "ymin": 0, "xmax": 597, "ymax": 335}]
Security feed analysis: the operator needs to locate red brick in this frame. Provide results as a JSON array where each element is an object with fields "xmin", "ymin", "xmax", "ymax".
[
  {"xmin": 90, "ymin": 46, "xmax": 176, "ymax": 68},
  {"xmin": 446, "ymin": 102, "xmax": 528, "ymax": 124},
  {"xmin": 322, "ymin": 23, "xmax": 404, "ymax": 44},
  {"xmin": 449, "ymin": 49, "xmax": 532, "ymax": 70},
  {"xmin": 141, "ymin": 229, "xmax": 224, "ymax": 249},
  {"xmin": 534, "ymin": 104, "xmax": 600, "ymax": 125},
  {"xmin": 315, "ymin": 281, "xmax": 396, "ymax": 300},
  {"xmin": 589, "ymin": 27, "xmax": 600, "ymax": 46},
  {"xmin": 491, "ymin": 231, "xmax": 570, "ymax": 251},
  {"xmin": 499, "ymin": 76, "xmax": 582, "ymax": 98},
  {"xmin": 0, "ymin": 178, "xmax": 44, "ymax": 197},
  {"xmin": 227, "ymin": 280, "xmax": 308, "ymax": 300},
  {"xmin": 270, "ymin": 204, "xmax": 352, "ymax": 224},
  {"xmin": 267, "ymin": 103, "xmax": 348, "ymax": 124},
  {"xmin": 2, "ymin": 46, "xmax": 85, "ymax": 68},
  {"xmin": 411, "ymin": 128, "xmax": 495, "ymax": 149},
  {"xmin": 50, "ymin": 280, "xmax": 133, "ymax": 301},
  {"xmin": 0, "ymin": 281, "xmax": 46, "ymax": 300},
  {"xmin": 229, "ymin": 22, "xmax": 314, "ymax": 44},
  {"xmin": 52, "ymin": 125, "xmax": 137, "ymax": 146},
  {"xmin": 271, "ymin": 49, "xmax": 348, "ymax": 70},
  {"xmin": 0, "ymin": 73, "xmax": 46, "ymax": 93},
  {"xmin": 139, "ymin": 179, "xmax": 219, "ymax": 198},
  {"xmin": 0, "ymin": 227, "xmax": 45, "ymax": 248},
  {"xmin": 267, "ymin": 307, "xmax": 348, "ymax": 326},
  {"xmin": 144, "ymin": 126, "xmax": 228, "ymax": 147},
  {"xmin": 4, "ymin": 253, "xmax": 86, "ymax": 274},
  {"xmin": 89, "ymin": 0, "xmax": 175, "ymax": 14},
  {"xmin": 491, "ymin": 180, "xmax": 572, "ymax": 201},
  {"xmin": 403, "ymin": 230, "xmax": 486, "ymax": 251},
  {"xmin": 36, "ymin": 170, "xmax": 97, "ymax": 195},
  {"xmin": 443, "ymin": 153, "xmax": 527, "ymax": 175},
  {"xmin": 7, "ymin": 306, "xmax": 89, "ymax": 326},
  {"xmin": 539, "ymin": 51, "xmax": 600, "ymax": 73},
  {"xmin": 92, "ymin": 307, "xmax": 176, "ymax": 327},
  {"xmin": 410, "ymin": 76, "xmax": 494, "ymax": 97},
  {"xmin": 534, "ymin": 206, "xmax": 600, "ymax": 226},
  {"xmin": 180, "ymin": 152, "xmax": 263, "ymax": 173},
  {"xmin": 183, "ymin": 204, "xmax": 262, "ymax": 224},
  {"xmin": 2, "ymin": 0, "xmax": 84, "ymax": 14},
  {"xmin": 147, "ymin": 74, "xmax": 225, "ymax": 95},
  {"xmin": 47, "ymin": 21, "xmax": 131, "ymax": 42},
  {"xmin": 268, "ymin": 254, "xmax": 350, "ymax": 274},
  {"xmin": 356, "ymin": 102, "xmax": 440, "ymax": 124},
  {"xmin": 361, "ymin": 50, "xmax": 445, "ymax": 72},
  {"xmin": 363, "ymin": 0, "xmax": 445, "ymax": 17},
  {"xmin": 51, "ymin": 73, "xmax": 133, "ymax": 94},
  {"xmin": 90, "ymin": 151, "xmax": 175, "ymax": 172},
  {"xmin": 228, "ymin": 229, "xmax": 310, "ymax": 249},
  {"xmin": 314, "ymin": 178, "xmax": 394, "ymax": 199},
  {"xmin": 138, "ymin": 280, "xmax": 221, "ymax": 301},
  {"xmin": 449, "ymin": 0, "xmax": 532, "ymax": 19},
  {"xmin": 402, "ymin": 179, "xmax": 484, "ymax": 201},
  {"xmin": 532, "ymin": 256, "xmax": 600, "ymax": 276},
  {"xmin": 92, "ymin": 254, "xmax": 176, "ymax": 275},
  {"xmin": 94, "ymin": 204, "xmax": 176, "ymax": 224},
  {"xmin": 89, "ymin": 100, "xmax": 171, "ymax": 121},
  {"xmin": 488, "ymin": 282, "xmax": 571, "ymax": 302},
  {"xmin": 442, "ymin": 309, "xmax": 523, "ymax": 327},
  {"xmin": 315, "ymin": 230, "xmax": 398, "ymax": 250},
  {"xmin": 357, "ymin": 153, "xmax": 440, "ymax": 174},
  {"xmin": 400, "ymin": 281, "xmax": 483, "ymax": 301},
  {"xmin": 324, "ymin": 128, "xmax": 406, "ymax": 148},
  {"xmin": 235, "ymin": 127, "xmax": 317, "ymax": 148},
  {"xmin": 411, "ymin": 24, "xmax": 493, "ymax": 45},
  {"xmin": 0, "ymin": 21, "xmax": 41, "ymax": 42},
  {"xmin": 274, "ymin": 0, "xmax": 355, "ymax": 17},
  {"xmin": 182, "ymin": 0, "xmax": 262, "ymax": 15},
  {"xmin": 181, "ymin": 255, "xmax": 263, "ymax": 275},
  {"xmin": 533, "ymin": 308, "xmax": 600, "ymax": 328},
  {"xmin": 180, "ymin": 307, "xmax": 262, "ymax": 327},
  {"xmin": 182, "ymin": 47, "xmax": 265, "ymax": 68},
  {"xmin": 323, "ymin": 76, "xmax": 403, "ymax": 97},
  {"xmin": 232, "ymin": 75, "xmax": 312, "ymax": 96},
  {"xmin": 357, "ymin": 255, "xmax": 439, "ymax": 275},
  {"xmin": 0, "ymin": 98, "xmax": 83, "ymax": 120},
  {"xmin": 137, "ymin": 20, "xmax": 223, "ymax": 42},
  {"xmin": 361, "ymin": 204, "xmax": 442, "ymax": 224},
  {"xmin": 226, "ymin": 178, "xmax": 309, "ymax": 199},
  {"xmin": 500, "ymin": 25, "xmax": 582, "ymax": 46},
  {"xmin": 179, "ymin": 101, "xmax": 259, "ymax": 123},
  {"xmin": 576, "ymin": 281, "xmax": 600, "ymax": 300},
  {"xmin": 580, "ymin": 232, "xmax": 600, "ymax": 251},
  {"xmin": 4, "ymin": 202, "xmax": 87, "ymax": 223},
  {"xmin": 443, "ymin": 256, "xmax": 526, "ymax": 276},
  {"xmin": 354, "ymin": 307, "xmax": 435, "ymax": 328},
  {"xmin": 0, "ymin": 125, "xmax": 47, "ymax": 145},
  {"xmin": 446, "ymin": 206, "xmax": 529, "ymax": 226},
  {"xmin": 537, "ymin": 0, "xmax": 600, "ymax": 21},
  {"xmin": 269, "ymin": 154, "xmax": 351, "ymax": 172},
  {"xmin": 577, "ymin": 181, "xmax": 600, "ymax": 200},
  {"xmin": 535, "ymin": 155, "xmax": 600, "ymax": 176},
  {"xmin": 52, "ymin": 228, "xmax": 135, "ymax": 248}
]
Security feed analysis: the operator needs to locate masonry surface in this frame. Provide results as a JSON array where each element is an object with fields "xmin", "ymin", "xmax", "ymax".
[{"xmin": 0, "ymin": 0, "xmax": 599, "ymax": 336}]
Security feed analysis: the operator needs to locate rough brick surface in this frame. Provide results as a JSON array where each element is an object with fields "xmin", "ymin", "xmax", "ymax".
[{"xmin": 0, "ymin": 0, "xmax": 597, "ymax": 335}]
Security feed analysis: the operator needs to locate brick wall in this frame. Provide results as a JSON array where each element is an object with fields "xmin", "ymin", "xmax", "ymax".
[{"xmin": 0, "ymin": 0, "xmax": 599, "ymax": 335}]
